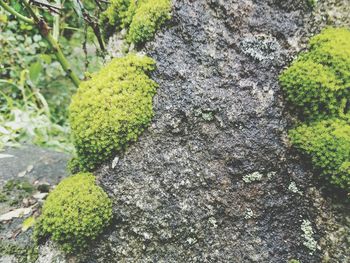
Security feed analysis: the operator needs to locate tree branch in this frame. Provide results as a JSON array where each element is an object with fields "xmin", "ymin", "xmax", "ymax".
[
  {"xmin": 20, "ymin": 0, "xmax": 81, "ymax": 88},
  {"xmin": 74, "ymin": 0, "xmax": 105, "ymax": 51}
]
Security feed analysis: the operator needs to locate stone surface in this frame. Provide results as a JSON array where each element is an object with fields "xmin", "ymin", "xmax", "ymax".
[
  {"xmin": 0, "ymin": 207, "xmax": 33, "ymax": 222},
  {"xmin": 0, "ymin": 145, "xmax": 69, "ymax": 262},
  {"xmin": 0, "ymin": 145, "xmax": 69, "ymax": 188},
  {"xmin": 73, "ymin": 0, "xmax": 350, "ymax": 262},
  {"xmin": 36, "ymin": 241, "xmax": 66, "ymax": 263}
]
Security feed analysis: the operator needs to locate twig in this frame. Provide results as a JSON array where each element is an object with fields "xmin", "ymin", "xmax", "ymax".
[
  {"xmin": 74, "ymin": 0, "xmax": 105, "ymax": 51},
  {"xmin": 0, "ymin": 0, "xmax": 34, "ymax": 24},
  {"xmin": 21, "ymin": 0, "xmax": 80, "ymax": 87},
  {"xmin": 29, "ymin": 0, "xmax": 61, "ymax": 14}
]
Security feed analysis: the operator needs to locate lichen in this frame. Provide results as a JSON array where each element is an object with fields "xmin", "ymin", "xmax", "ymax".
[
  {"xmin": 243, "ymin": 171, "xmax": 263, "ymax": 183},
  {"xmin": 301, "ymin": 219, "xmax": 317, "ymax": 254},
  {"xmin": 288, "ymin": 181, "xmax": 303, "ymax": 195},
  {"xmin": 35, "ymin": 173, "xmax": 113, "ymax": 253},
  {"xmin": 241, "ymin": 35, "xmax": 281, "ymax": 61},
  {"xmin": 244, "ymin": 208, "xmax": 254, "ymax": 219},
  {"xmin": 69, "ymin": 53, "xmax": 157, "ymax": 171}
]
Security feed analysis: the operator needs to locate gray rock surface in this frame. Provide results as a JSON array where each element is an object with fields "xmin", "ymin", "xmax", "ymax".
[
  {"xmin": 0, "ymin": 145, "xmax": 69, "ymax": 262},
  {"xmin": 74, "ymin": 0, "xmax": 350, "ymax": 262},
  {"xmin": 36, "ymin": 241, "xmax": 66, "ymax": 263},
  {"xmin": 0, "ymin": 145, "xmax": 69, "ymax": 189}
]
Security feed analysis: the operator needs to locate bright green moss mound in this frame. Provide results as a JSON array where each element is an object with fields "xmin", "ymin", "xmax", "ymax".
[
  {"xmin": 69, "ymin": 54, "xmax": 157, "ymax": 170},
  {"xmin": 37, "ymin": 173, "xmax": 112, "ymax": 252},
  {"xmin": 290, "ymin": 118, "xmax": 350, "ymax": 192},
  {"xmin": 280, "ymin": 27, "xmax": 350, "ymax": 120},
  {"xmin": 103, "ymin": 0, "xmax": 171, "ymax": 45}
]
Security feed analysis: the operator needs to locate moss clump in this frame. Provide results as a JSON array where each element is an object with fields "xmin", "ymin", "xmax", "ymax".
[
  {"xmin": 69, "ymin": 54, "xmax": 157, "ymax": 170},
  {"xmin": 36, "ymin": 173, "xmax": 112, "ymax": 253},
  {"xmin": 0, "ymin": 241, "xmax": 38, "ymax": 263},
  {"xmin": 101, "ymin": 0, "xmax": 131, "ymax": 28},
  {"xmin": 279, "ymin": 27, "xmax": 350, "ymax": 120},
  {"xmin": 102, "ymin": 0, "xmax": 171, "ymax": 45},
  {"xmin": 280, "ymin": 27, "xmax": 350, "ymax": 194},
  {"xmin": 2, "ymin": 179, "xmax": 34, "ymax": 206},
  {"xmin": 290, "ymin": 117, "xmax": 350, "ymax": 192},
  {"xmin": 307, "ymin": 0, "xmax": 317, "ymax": 8},
  {"xmin": 127, "ymin": 0, "xmax": 171, "ymax": 44}
]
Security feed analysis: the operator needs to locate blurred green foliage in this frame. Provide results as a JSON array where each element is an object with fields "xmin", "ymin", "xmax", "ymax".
[{"xmin": 0, "ymin": 2, "xmax": 103, "ymax": 152}]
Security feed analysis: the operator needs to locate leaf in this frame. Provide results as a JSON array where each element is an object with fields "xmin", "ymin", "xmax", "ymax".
[
  {"xmin": 72, "ymin": 0, "xmax": 84, "ymax": 21},
  {"xmin": 40, "ymin": 54, "xmax": 52, "ymax": 64},
  {"xmin": 29, "ymin": 61, "xmax": 42, "ymax": 83},
  {"xmin": 33, "ymin": 34, "xmax": 42, "ymax": 42},
  {"xmin": 0, "ymin": 126, "xmax": 10, "ymax": 135}
]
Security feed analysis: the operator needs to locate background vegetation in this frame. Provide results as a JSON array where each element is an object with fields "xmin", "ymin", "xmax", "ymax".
[{"xmin": 0, "ymin": 0, "xmax": 103, "ymax": 152}]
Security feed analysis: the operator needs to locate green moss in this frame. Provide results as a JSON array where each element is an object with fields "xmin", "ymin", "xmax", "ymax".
[
  {"xmin": 0, "ymin": 241, "xmax": 38, "ymax": 263},
  {"xmin": 4, "ymin": 179, "xmax": 34, "ymax": 193},
  {"xmin": 22, "ymin": 216, "xmax": 36, "ymax": 232},
  {"xmin": 101, "ymin": 0, "xmax": 130, "ymax": 29},
  {"xmin": 307, "ymin": 0, "xmax": 317, "ymax": 8},
  {"xmin": 102, "ymin": 0, "xmax": 171, "ymax": 45},
  {"xmin": 279, "ymin": 27, "xmax": 350, "ymax": 121},
  {"xmin": 35, "ymin": 173, "xmax": 112, "ymax": 253},
  {"xmin": 306, "ymin": 27, "xmax": 350, "ymax": 83},
  {"xmin": 127, "ymin": 0, "xmax": 171, "ymax": 44},
  {"xmin": 0, "ymin": 192, "xmax": 7, "ymax": 202},
  {"xmin": 280, "ymin": 27, "xmax": 350, "ymax": 194},
  {"xmin": 69, "ymin": 54, "xmax": 157, "ymax": 170},
  {"xmin": 2, "ymin": 179, "xmax": 34, "ymax": 206},
  {"xmin": 290, "ymin": 117, "xmax": 350, "ymax": 192}
]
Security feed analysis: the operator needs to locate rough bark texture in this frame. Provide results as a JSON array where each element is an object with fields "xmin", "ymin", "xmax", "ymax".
[{"xmin": 35, "ymin": 0, "xmax": 350, "ymax": 262}]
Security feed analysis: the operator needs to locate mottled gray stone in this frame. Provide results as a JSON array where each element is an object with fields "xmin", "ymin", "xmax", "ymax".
[
  {"xmin": 77, "ymin": 0, "xmax": 350, "ymax": 262},
  {"xmin": 0, "ymin": 145, "xmax": 69, "ymax": 261},
  {"xmin": 36, "ymin": 241, "xmax": 66, "ymax": 263},
  {"xmin": 0, "ymin": 145, "xmax": 69, "ymax": 188}
]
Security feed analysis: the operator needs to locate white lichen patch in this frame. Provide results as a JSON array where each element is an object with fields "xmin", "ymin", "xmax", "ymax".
[
  {"xmin": 187, "ymin": 237, "xmax": 197, "ymax": 245},
  {"xmin": 208, "ymin": 217, "xmax": 218, "ymax": 228},
  {"xmin": 111, "ymin": 156, "xmax": 119, "ymax": 169},
  {"xmin": 267, "ymin": 171, "xmax": 276, "ymax": 179},
  {"xmin": 301, "ymin": 219, "xmax": 317, "ymax": 254},
  {"xmin": 245, "ymin": 208, "xmax": 254, "ymax": 219},
  {"xmin": 240, "ymin": 35, "xmax": 281, "ymax": 62},
  {"xmin": 288, "ymin": 181, "xmax": 303, "ymax": 195},
  {"xmin": 243, "ymin": 171, "xmax": 263, "ymax": 183}
]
